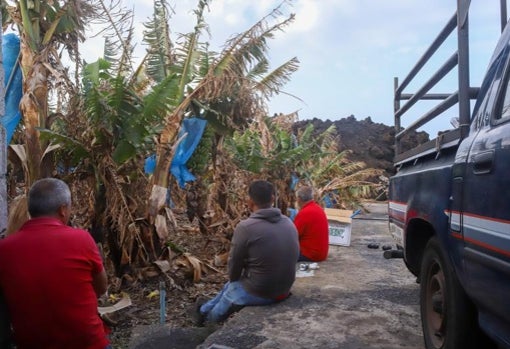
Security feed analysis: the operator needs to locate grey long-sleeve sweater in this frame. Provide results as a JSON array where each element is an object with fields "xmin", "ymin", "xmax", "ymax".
[{"xmin": 228, "ymin": 208, "xmax": 299, "ymax": 299}]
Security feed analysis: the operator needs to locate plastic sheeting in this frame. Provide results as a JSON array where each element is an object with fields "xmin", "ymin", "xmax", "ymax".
[
  {"xmin": 287, "ymin": 208, "xmax": 298, "ymax": 221},
  {"xmin": 1, "ymin": 34, "xmax": 22, "ymax": 144},
  {"xmin": 145, "ymin": 117, "xmax": 208, "ymax": 188},
  {"xmin": 322, "ymin": 194, "xmax": 334, "ymax": 208}
]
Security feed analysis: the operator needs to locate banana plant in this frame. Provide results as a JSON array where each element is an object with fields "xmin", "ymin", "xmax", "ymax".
[
  {"xmin": 2, "ymin": 0, "xmax": 94, "ymax": 186},
  {"xmin": 39, "ymin": 51, "xmax": 180, "ymax": 271},
  {"xmin": 146, "ymin": 0, "xmax": 299, "ymax": 223},
  {"xmin": 225, "ymin": 117, "xmax": 382, "ymax": 211},
  {"xmin": 296, "ymin": 124, "xmax": 383, "ymax": 208}
]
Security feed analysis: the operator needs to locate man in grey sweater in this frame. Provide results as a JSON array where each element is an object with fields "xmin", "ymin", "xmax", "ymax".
[{"xmin": 197, "ymin": 180, "xmax": 299, "ymax": 323}]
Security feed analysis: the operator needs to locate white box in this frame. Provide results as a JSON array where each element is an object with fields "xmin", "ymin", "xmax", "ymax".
[{"xmin": 325, "ymin": 208, "xmax": 353, "ymax": 247}]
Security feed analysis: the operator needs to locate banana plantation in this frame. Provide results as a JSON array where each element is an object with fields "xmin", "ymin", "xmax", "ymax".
[{"xmin": 0, "ymin": 0, "xmax": 381, "ymax": 343}]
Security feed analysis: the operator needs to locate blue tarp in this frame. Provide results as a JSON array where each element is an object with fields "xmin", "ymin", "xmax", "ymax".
[
  {"xmin": 290, "ymin": 173, "xmax": 299, "ymax": 190},
  {"xmin": 287, "ymin": 208, "xmax": 298, "ymax": 221},
  {"xmin": 322, "ymin": 194, "xmax": 334, "ymax": 208},
  {"xmin": 145, "ymin": 117, "xmax": 208, "ymax": 188},
  {"xmin": 1, "ymin": 34, "xmax": 23, "ymax": 144}
]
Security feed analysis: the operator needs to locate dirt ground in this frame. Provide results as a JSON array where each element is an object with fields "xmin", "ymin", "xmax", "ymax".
[
  {"xmin": 104, "ymin": 212, "xmax": 231, "ymax": 348},
  {"xmin": 106, "ymin": 202, "xmax": 425, "ymax": 349}
]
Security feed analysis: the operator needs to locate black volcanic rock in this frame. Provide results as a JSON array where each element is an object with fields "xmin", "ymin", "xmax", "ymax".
[{"xmin": 292, "ymin": 116, "xmax": 429, "ymax": 177}]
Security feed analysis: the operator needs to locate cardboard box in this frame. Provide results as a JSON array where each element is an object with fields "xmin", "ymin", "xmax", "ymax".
[{"xmin": 325, "ymin": 208, "xmax": 353, "ymax": 246}]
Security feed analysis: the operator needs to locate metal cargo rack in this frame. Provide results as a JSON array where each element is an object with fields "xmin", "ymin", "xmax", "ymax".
[{"xmin": 393, "ymin": 0, "xmax": 508, "ymax": 165}]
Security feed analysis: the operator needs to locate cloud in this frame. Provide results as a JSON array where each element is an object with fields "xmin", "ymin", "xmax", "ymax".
[
  {"xmin": 287, "ymin": 0, "xmax": 320, "ymax": 33},
  {"xmin": 77, "ymin": 0, "xmax": 506, "ymax": 134}
]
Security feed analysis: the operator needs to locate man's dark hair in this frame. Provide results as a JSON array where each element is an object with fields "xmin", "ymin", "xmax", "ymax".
[
  {"xmin": 28, "ymin": 178, "xmax": 71, "ymax": 217},
  {"xmin": 248, "ymin": 180, "xmax": 274, "ymax": 208}
]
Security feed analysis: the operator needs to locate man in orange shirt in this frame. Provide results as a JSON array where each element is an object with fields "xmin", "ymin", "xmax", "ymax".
[{"xmin": 294, "ymin": 186, "xmax": 329, "ymax": 262}]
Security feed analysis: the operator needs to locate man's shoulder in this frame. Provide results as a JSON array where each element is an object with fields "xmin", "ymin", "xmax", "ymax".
[
  {"xmin": 236, "ymin": 216, "xmax": 257, "ymax": 229},
  {"xmin": 34, "ymin": 221, "xmax": 90, "ymax": 235},
  {"xmin": 60, "ymin": 226, "xmax": 95, "ymax": 243},
  {"xmin": 297, "ymin": 202, "xmax": 315, "ymax": 214},
  {"xmin": 20, "ymin": 221, "xmax": 93, "ymax": 242},
  {"xmin": 306, "ymin": 201, "xmax": 326, "ymax": 212}
]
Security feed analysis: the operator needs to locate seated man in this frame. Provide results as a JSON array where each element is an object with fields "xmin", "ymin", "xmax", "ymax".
[
  {"xmin": 0, "ymin": 178, "xmax": 110, "ymax": 349},
  {"xmin": 294, "ymin": 186, "xmax": 329, "ymax": 262},
  {"xmin": 197, "ymin": 180, "xmax": 299, "ymax": 324}
]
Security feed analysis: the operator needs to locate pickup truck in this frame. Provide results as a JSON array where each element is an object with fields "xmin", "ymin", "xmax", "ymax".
[{"xmin": 388, "ymin": 1, "xmax": 510, "ymax": 349}]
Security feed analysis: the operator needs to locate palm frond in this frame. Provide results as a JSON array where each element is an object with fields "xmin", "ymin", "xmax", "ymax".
[
  {"xmin": 141, "ymin": 72, "xmax": 180, "ymax": 126},
  {"xmin": 143, "ymin": 0, "xmax": 174, "ymax": 82},
  {"xmin": 81, "ymin": 59, "xmax": 158, "ymax": 165},
  {"xmin": 299, "ymin": 123, "xmax": 315, "ymax": 145},
  {"xmin": 95, "ymin": 0, "xmax": 135, "ymax": 72},
  {"xmin": 255, "ymin": 57, "xmax": 299, "ymax": 99},
  {"xmin": 172, "ymin": 0, "xmax": 210, "ymax": 103},
  {"xmin": 116, "ymin": 24, "xmax": 136, "ymax": 76},
  {"xmin": 214, "ymin": 4, "xmax": 295, "ymax": 78},
  {"xmin": 247, "ymin": 58, "xmax": 270, "ymax": 80},
  {"xmin": 42, "ymin": 0, "xmax": 92, "ymax": 45},
  {"xmin": 38, "ymin": 129, "xmax": 91, "ymax": 165},
  {"xmin": 103, "ymin": 37, "xmax": 118, "ymax": 65}
]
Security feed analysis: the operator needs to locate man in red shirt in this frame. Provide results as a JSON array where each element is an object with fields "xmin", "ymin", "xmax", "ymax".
[
  {"xmin": 294, "ymin": 186, "xmax": 329, "ymax": 262},
  {"xmin": 0, "ymin": 178, "xmax": 110, "ymax": 349}
]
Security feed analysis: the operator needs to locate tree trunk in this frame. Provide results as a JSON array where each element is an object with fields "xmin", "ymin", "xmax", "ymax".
[
  {"xmin": 18, "ymin": 41, "xmax": 50, "ymax": 186},
  {"xmin": 148, "ymin": 111, "xmax": 184, "ymax": 223}
]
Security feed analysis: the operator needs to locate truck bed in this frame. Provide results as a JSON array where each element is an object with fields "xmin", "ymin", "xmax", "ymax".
[{"xmin": 395, "ymin": 128, "xmax": 461, "ymax": 165}]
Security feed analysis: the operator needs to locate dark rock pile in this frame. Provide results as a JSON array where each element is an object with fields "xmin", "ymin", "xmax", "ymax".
[{"xmin": 293, "ymin": 115, "xmax": 429, "ymax": 177}]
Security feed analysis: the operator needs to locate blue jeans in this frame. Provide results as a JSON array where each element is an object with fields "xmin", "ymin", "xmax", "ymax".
[{"xmin": 200, "ymin": 281, "xmax": 277, "ymax": 322}]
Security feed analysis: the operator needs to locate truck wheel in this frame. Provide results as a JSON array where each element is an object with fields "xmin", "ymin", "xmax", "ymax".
[{"xmin": 419, "ymin": 237, "xmax": 478, "ymax": 349}]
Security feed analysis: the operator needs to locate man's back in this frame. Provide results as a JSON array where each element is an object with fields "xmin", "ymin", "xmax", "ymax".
[
  {"xmin": 0, "ymin": 218, "xmax": 108, "ymax": 349},
  {"xmin": 294, "ymin": 201, "xmax": 329, "ymax": 261},
  {"xmin": 228, "ymin": 207, "xmax": 299, "ymax": 299}
]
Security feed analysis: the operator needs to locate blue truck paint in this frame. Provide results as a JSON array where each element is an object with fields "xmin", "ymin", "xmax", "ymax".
[{"xmin": 390, "ymin": 2, "xmax": 510, "ymax": 348}]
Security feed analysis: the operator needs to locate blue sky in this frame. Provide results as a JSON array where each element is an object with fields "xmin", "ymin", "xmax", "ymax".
[{"xmin": 82, "ymin": 1, "xmax": 505, "ymax": 136}]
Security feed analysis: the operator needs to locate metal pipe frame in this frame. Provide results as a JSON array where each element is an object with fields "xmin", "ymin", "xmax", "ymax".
[{"xmin": 392, "ymin": 1, "xmax": 508, "ymax": 158}]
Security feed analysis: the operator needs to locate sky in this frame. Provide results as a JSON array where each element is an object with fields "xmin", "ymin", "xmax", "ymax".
[{"xmin": 80, "ymin": 0, "xmax": 505, "ymax": 136}]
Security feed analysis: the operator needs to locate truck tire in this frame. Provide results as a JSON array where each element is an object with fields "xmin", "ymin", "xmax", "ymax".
[{"xmin": 419, "ymin": 237, "xmax": 479, "ymax": 349}]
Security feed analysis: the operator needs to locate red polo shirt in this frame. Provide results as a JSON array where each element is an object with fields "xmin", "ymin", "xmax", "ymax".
[
  {"xmin": 0, "ymin": 218, "xmax": 109, "ymax": 349},
  {"xmin": 294, "ymin": 201, "xmax": 329, "ymax": 261}
]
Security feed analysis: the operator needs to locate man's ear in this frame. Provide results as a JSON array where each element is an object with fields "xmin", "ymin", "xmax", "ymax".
[
  {"xmin": 57, "ymin": 204, "xmax": 70, "ymax": 224},
  {"xmin": 247, "ymin": 197, "xmax": 255, "ymax": 211}
]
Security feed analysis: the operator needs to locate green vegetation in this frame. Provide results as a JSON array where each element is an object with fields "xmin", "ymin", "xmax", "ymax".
[{"xmin": 3, "ymin": 0, "xmax": 380, "ymax": 274}]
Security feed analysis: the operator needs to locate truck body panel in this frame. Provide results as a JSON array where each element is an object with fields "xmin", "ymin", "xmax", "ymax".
[{"xmin": 389, "ymin": 1, "xmax": 510, "ymax": 347}]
